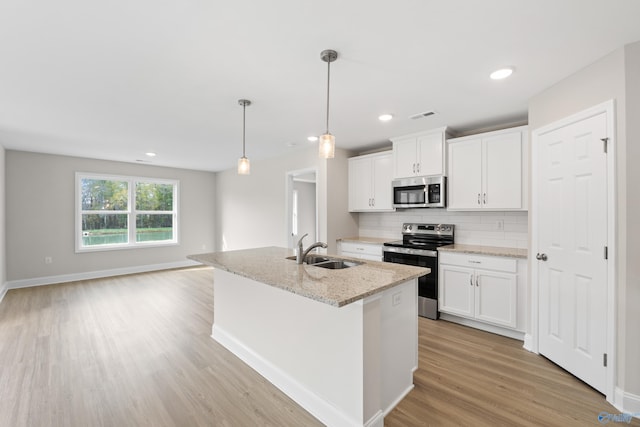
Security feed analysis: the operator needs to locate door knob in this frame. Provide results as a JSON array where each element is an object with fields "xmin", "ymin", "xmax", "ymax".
[{"xmin": 536, "ymin": 253, "xmax": 548, "ymax": 261}]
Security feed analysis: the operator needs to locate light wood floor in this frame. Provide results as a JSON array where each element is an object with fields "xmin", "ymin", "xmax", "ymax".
[{"xmin": 0, "ymin": 267, "xmax": 634, "ymax": 427}]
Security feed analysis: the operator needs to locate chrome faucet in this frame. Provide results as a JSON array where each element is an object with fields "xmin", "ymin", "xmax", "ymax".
[{"xmin": 296, "ymin": 233, "xmax": 328, "ymax": 264}]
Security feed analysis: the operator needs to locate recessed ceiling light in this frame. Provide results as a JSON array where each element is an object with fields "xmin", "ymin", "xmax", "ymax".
[
  {"xmin": 145, "ymin": 152, "xmax": 157, "ymax": 157},
  {"xmin": 490, "ymin": 68, "xmax": 514, "ymax": 80},
  {"xmin": 378, "ymin": 114, "xmax": 393, "ymax": 122},
  {"xmin": 307, "ymin": 136, "xmax": 318, "ymax": 142}
]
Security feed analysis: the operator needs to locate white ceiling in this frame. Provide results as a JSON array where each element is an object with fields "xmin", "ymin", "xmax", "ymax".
[{"xmin": 1, "ymin": 0, "xmax": 640, "ymax": 172}]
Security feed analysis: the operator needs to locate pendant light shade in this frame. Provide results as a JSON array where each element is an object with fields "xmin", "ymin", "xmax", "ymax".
[
  {"xmin": 319, "ymin": 49, "xmax": 338, "ymax": 159},
  {"xmin": 319, "ymin": 133, "xmax": 335, "ymax": 158},
  {"xmin": 237, "ymin": 99, "xmax": 251, "ymax": 175}
]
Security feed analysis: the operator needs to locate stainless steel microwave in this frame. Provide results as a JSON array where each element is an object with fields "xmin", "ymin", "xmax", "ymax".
[{"xmin": 392, "ymin": 176, "xmax": 446, "ymax": 208}]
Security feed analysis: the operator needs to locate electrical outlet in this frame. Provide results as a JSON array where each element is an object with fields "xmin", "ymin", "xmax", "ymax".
[
  {"xmin": 45, "ymin": 256, "xmax": 53, "ymax": 264},
  {"xmin": 496, "ymin": 220, "xmax": 504, "ymax": 231},
  {"xmin": 392, "ymin": 292, "xmax": 401, "ymax": 306}
]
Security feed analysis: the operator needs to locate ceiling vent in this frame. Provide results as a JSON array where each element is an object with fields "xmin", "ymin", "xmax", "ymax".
[{"xmin": 409, "ymin": 110, "xmax": 436, "ymax": 120}]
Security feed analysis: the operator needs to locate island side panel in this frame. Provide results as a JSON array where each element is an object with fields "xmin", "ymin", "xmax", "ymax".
[
  {"xmin": 379, "ymin": 279, "xmax": 418, "ymax": 413},
  {"xmin": 211, "ymin": 269, "xmax": 369, "ymax": 426}
]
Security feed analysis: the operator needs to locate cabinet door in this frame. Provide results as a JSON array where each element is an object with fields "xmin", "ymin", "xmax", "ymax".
[
  {"xmin": 393, "ymin": 138, "xmax": 417, "ymax": 179},
  {"xmin": 439, "ymin": 265, "xmax": 474, "ymax": 318},
  {"xmin": 483, "ymin": 132, "xmax": 523, "ymax": 209},
  {"xmin": 417, "ymin": 133, "xmax": 444, "ymax": 176},
  {"xmin": 475, "ymin": 270, "xmax": 517, "ymax": 328},
  {"xmin": 348, "ymin": 157, "xmax": 373, "ymax": 211},
  {"xmin": 372, "ymin": 154, "xmax": 394, "ymax": 210},
  {"xmin": 447, "ymin": 139, "xmax": 482, "ymax": 209}
]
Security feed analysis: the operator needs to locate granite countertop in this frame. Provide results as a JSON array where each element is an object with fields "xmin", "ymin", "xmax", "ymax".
[
  {"xmin": 337, "ymin": 236, "xmax": 392, "ymax": 244},
  {"xmin": 437, "ymin": 244, "xmax": 528, "ymax": 259},
  {"xmin": 188, "ymin": 246, "xmax": 428, "ymax": 307}
]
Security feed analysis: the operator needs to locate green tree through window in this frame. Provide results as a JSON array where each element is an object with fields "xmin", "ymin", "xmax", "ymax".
[{"xmin": 76, "ymin": 174, "xmax": 178, "ymax": 251}]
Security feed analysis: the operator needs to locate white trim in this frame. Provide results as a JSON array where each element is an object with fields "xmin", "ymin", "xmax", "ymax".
[
  {"xmin": 614, "ymin": 388, "xmax": 640, "ymax": 416},
  {"xmin": 439, "ymin": 313, "xmax": 525, "ymax": 341},
  {"xmin": 0, "ymin": 281, "xmax": 8, "ymax": 303},
  {"xmin": 530, "ymin": 99, "xmax": 616, "ymax": 403},
  {"xmin": 212, "ymin": 324, "xmax": 365, "ymax": 427},
  {"xmin": 5, "ymin": 260, "xmax": 199, "ymax": 290},
  {"xmin": 285, "ymin": 167, "xmax": 318, "ymax": 250},
  {"xmin": 382, "ymin": 385, "xmax": 413, "ymax": 417},
  {"xmin": 523, "ymin": 333, "xmax": 534, "ymax": 352}
]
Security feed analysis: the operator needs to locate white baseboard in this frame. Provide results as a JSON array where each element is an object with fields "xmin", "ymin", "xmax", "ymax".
[
  {"xmin": 212, "ymin": 324, "xmax": 366, "ymax": 427},
  {"xmin": 0, "ymin": 281, "xmax": 8, "ymax": 303},
  {"xmin": 614, "ymin": 387, "xmax": 640, "ymax": 418},
  {"xmin": 439, "ymin": 313, "xmax": 525, "ymax": 341},
  {"xmin": 523, "ymin": 333, "xmax": 535, "ymax": 352},
  {"xmin": 5, "ymin": 260, "xmax": 201, "ymax": 290}
]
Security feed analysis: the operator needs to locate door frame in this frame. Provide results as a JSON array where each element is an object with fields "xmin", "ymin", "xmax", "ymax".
[
  {"xmin": 529, "ymin": 99, "xmax": 617, "ymax": 402},
  {"xmin": 285, "ymin": 167, "xmax": 318, "ymax": 250}
]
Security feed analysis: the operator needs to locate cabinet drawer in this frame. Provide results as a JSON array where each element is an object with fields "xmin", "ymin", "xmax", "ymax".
[
  {"xmin": 439, "ymin": 252, "xmax": 517, "ymax": 273},
  {"xmin": 339, "ymin": 241, "xmax": 382, "ymax": 257}
]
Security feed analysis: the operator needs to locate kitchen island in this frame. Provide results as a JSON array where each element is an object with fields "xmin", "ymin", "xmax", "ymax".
[{"xmin": 188, "ymin": 247, "xmax": 429, "ymax": 427}]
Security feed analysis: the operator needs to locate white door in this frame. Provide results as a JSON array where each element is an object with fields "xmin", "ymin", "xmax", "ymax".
[
  {"xmin": 483, "ymin": 132, "xmax": 522, "ymax": 209},
  {"xmin": 447, "ymin": 139, "xmax": 482, "ymax": 209},
  {"xmin": 475, "ymin": 270, "xmax": 517, "ymax": 328},
  {"xmin": 349, "ymin": 157, "xmax": 372, "ymax": 211},
  {"xmin": 537, "ymin": 112, "xmax": 608, "ymax": 393},
  {"xmin": 417, "ymin": 133, "xmax": 443, "ymax": 176},
  {"xmin": 393, "ymin": 137, "xmax": 417, "ymax": 178},
  {"xmin": 438, "ymin": 265, "xmax": 475, "ymax": 318},
  {"xmin": 372, "ymin": 154, "xmax": 393, "ymax": 210}
]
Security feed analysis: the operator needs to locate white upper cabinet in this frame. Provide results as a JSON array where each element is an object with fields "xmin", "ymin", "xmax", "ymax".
[
  {"xmin": 447, "ymin": 125, "xmax": 528, "ymax": 211},
  {"xmin": 392, "ymin": 127, "xmax": 448, "ymax": 179},
  {"xmin": 348, "ymin": 151, "xmax": 395, "ymax": 212}
]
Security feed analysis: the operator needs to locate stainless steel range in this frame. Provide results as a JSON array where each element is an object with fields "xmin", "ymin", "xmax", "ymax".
[{"xmin": 383, "ymin": 223, "xmax": 454, "ymax": 319}]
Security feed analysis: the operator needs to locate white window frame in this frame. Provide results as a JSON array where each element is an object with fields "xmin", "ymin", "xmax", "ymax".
[{"xmin": 75, "ymin": 172, "xmax": 179, "ymax": 252}]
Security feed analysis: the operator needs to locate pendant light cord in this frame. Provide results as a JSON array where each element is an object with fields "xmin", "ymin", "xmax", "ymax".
[
  {"xmin": 325, "ymin": 59, "xmax": 331, "ymax": 134},
  {"xmin": 242, "ymin": 102, "xmax": 246, "ymax": 157}
]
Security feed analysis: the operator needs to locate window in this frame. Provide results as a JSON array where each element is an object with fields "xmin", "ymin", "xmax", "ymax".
[{"xmin": 76, "ymin": 173, "xmax": 179, "ymax": 251}]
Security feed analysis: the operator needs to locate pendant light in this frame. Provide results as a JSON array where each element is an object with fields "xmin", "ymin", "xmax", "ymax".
[
  {"xmin": 319, "ymin": 49, "xmax": 338, "ymax": 158},
  {"xmin": 237, "ymin": 99, "xmax": 251, "ymax": 175}
]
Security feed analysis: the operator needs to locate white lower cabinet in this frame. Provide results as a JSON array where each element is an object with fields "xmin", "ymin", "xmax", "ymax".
[
  {"xmin": 439, "ymin": 252, "xmax": 526, "ymax": 335},
  {"xmin": 338, "ymin": 241, "xmax": 383, "ymax": 261}
]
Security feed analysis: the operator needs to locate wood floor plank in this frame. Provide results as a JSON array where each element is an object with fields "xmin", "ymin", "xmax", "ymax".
[{"xmin": 0, "ymin": 267, "xmax": 636, "ymax": 426}]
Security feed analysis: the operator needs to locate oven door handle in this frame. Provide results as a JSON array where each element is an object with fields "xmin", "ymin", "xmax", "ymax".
[{"xmin": 383, "ymin": 246, "xmax": 438, "ymax": 257}]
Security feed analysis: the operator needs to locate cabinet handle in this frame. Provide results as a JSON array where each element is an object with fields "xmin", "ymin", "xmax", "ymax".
[
  {"xmin": 469, "ymin": 275, "xmax": 473, "ymax": 287},
  {"xmin": 372, "ymin": 198, "xmax": 375, "ymax": 207},
  {"xmin": 412, "ymin": 163, "xmax": 416, "ymax": 173},
  {"xmin": 417, "ymin": 163, "xmax": 420, "ymax": 173},
  {"xmin": 483, "ymin": 193, "xmax": 487, "ymax": 204},
  {"xmin": 476, "ymin": 276, "xmax": 479, "ymax": 287},
  {"xmin": 477, "ymin": 193, "xmax": 481, "ymax": 205}
]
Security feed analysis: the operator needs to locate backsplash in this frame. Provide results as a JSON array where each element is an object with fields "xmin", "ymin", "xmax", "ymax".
[{"xmin": 358, "ymin": 210, "xmax": 529, "ymax": 249}]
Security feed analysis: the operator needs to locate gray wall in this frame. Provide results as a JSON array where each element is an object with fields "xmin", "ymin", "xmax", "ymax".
[
  {"xmin": 215, "ymin": 146, "xmax": 357, "ymax": 254},
  {"xmin": 0, "ymin": 146, "xmax": 5, "ymax": 297},
  {"xmin": 529, "ymin": 43, "xmax": 638, "ymax": 399},
  {"xmin": 5, "ymin": 151, "xmax": 216, "ymax": 282}
]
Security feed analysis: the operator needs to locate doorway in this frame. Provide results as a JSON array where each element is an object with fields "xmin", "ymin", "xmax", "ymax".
[
  {"xmin": 531, "ymin": 100, "xmax": 616, "ymax": 399},
  {"xmin": 285, "ymin": 168, "xmax": 318, "ymax": 250}
]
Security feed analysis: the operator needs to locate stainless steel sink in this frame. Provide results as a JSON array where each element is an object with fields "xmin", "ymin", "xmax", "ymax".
[{"xmin": 286, "ymin": 255, "xmax": 362, "ymax": 269}]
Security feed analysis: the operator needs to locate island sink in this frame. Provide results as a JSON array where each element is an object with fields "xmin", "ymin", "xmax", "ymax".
[{"xmin": 285, "ymin": 254, "xmax": 363, "ymax": 269}]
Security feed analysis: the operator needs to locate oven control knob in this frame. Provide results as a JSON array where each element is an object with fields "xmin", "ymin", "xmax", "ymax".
[{"xmin": 405, "ymin": 225, "xmax": 412, "ymax": 231}]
